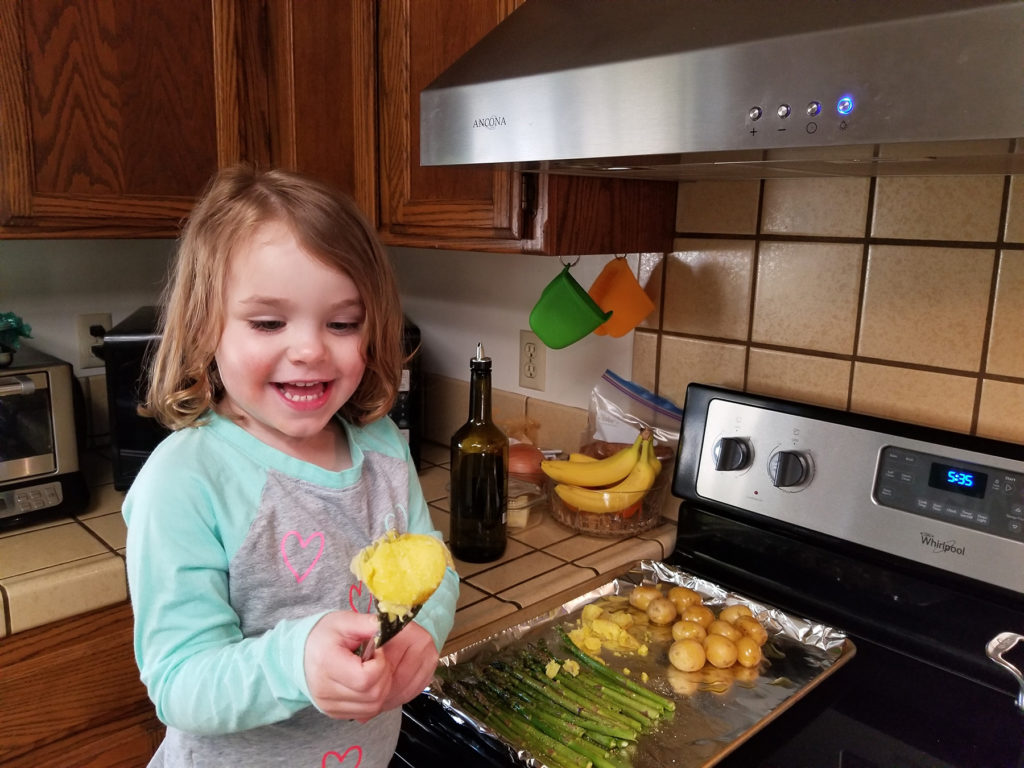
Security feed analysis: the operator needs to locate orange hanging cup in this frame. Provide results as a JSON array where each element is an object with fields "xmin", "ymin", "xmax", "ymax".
[{"xmin": 588, "ymin": 256, "xmax": 655, "ymax": 337}]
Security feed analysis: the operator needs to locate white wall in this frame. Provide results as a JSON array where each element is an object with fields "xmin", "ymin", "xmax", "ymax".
[
  {"xmin": 0, "ymin": 239, "xmax": 174, "ymax": 374},
  {"xmin": 0, "ymin": 239, "xmax": 634, "ymax": 410},
  {"xmin": 389, "ymin": 247, "xmax": 634, "ymax": 409}
]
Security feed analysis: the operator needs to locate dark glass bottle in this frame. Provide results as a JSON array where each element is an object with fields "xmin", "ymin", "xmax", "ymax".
[{"xmin": 450, "ymin": 343, "xmax": 508, "ymax": 562}]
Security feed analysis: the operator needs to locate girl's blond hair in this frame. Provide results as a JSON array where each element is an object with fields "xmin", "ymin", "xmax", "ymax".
[{"xmin": 143, "ymin": 164, "xmax": 405, "ymax": 431}]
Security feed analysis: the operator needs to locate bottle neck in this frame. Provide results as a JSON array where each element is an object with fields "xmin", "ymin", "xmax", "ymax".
[{"xmin": 468, "ymin": 366, "xmax": 492, "ymax": 424}]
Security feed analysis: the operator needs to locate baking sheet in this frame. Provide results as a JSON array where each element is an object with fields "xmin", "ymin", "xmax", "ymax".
[{"xmin": 426, "ymin": 559, "xmax": 855, "ymax": 767}]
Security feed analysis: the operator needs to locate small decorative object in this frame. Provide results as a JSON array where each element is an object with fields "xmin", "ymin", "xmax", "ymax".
[{"xmin": 0, "ymin": 312, "xmax": 32, "ymax": 367}]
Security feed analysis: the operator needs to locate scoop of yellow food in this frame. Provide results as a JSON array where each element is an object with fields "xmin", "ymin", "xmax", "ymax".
[{"xmin": 350, "ymin": 531, "xmax": 452, "ymax": 619}]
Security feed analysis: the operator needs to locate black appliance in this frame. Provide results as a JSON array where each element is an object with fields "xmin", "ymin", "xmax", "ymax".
[
  {"xmin": 102, "ymin": 308, "xmax": 425, "ymax": 491},
  {"xmin": 393, "ymin": 383, "xmax": 1024, "ymax": 767}
]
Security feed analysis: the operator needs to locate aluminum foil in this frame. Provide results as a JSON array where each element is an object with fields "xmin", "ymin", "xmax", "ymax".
[{"xmin": 426, "ymin": 559, "xmax": 853, "ymax": 767}]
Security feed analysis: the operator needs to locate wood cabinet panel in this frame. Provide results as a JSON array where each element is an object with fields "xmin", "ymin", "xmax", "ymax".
[
  {"xmin": 377, "ymin": 0, "xmax": 676, "ymax": 254},
  {"xmin": 0, "ymin": 602, "xmax": 160, "ymax": 768}
]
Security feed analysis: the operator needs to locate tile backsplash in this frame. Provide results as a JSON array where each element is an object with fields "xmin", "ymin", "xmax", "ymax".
[{"xmin": 629, "ymin": 168, "xmax": 1024, "ymax": 444}]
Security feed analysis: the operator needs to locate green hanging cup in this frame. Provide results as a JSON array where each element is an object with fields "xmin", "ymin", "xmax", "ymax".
[{"xmin": 529, "ymin": 264, "xmax": 612, "ymax": 349}]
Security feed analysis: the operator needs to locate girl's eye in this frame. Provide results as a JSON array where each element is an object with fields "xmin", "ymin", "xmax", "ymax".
[
  {"xmin": 248, "ymin": 319, "xmax": 284, "ymax": 332},
  {"xmin": 329, "ymin": 321, "xmax": 362, "ymax": 333}
]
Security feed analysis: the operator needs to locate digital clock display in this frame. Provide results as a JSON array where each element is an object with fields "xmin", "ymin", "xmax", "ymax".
[{"xmin": 928, "ymin": 462, "xmax": 987, "ymax": 499}]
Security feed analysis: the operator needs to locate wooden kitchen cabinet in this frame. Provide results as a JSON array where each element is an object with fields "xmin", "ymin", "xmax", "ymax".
[
  {"xmin": 0, "ymin": 0, "xmax": 375, "ymax": 237},
  {"xmin": 0, "ymin": 602, "xmax": 163, "ymax": 768},
  {"xmin": 377, "ymin": 0, "xmax": 678, "ymax": 254}
]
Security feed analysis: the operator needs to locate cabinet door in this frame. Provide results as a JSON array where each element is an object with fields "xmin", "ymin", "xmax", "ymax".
[
  {"xmin": 377, "ymin": 0, "xmax": 677, "ymax": 255},
  {"xmin": 263, "ymin": 0, "xmax": 378, "ymax": 225},
  {"xmin": 378, "ymin": 0, "xmax": 529, "ymax": 251},
  {"xmin": 0, "ymin": 0, "xmax": 268, "ymax": 237}
]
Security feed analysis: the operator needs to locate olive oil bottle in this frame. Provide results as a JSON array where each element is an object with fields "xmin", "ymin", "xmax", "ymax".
[{"xmin": 449, "ymin": 343, "xmax": 508, "ymax": 562}]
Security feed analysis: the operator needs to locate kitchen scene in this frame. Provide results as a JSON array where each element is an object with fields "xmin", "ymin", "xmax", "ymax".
[{"xmin": 2, "ymin": 1, "xmax": 1024, "ymax": 766}]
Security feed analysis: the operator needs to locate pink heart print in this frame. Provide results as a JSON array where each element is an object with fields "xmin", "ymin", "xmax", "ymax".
[
  {"xmin": 280, "ymin": 531, "xmax": 325, "ymax": 583},
  {"xmin": 348, "ymin": 580, "xmax": 372, "ymax": 613},
  {"xmin": 322, "ymin": 746, "xmax": 362, "ymax": 767}
]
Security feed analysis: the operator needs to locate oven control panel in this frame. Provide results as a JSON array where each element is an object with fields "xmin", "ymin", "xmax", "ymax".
[
  {"xmin": 875, "ymin": 447, "xmax": 1024, "ymax": 542},
  {"xmin": 687, "ymin": 393, "xmax": 1024, "ymax": 594}
]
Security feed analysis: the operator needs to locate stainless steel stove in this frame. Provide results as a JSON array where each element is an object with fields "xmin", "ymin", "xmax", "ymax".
[{"xmin": 394, "ymin": 384, "xmax": 1024, "ymax": 767}]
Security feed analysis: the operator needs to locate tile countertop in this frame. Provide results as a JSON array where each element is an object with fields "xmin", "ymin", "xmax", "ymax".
[{"xmin": 0, "ymin": 443, "xmax": 678, "ymax": 645}]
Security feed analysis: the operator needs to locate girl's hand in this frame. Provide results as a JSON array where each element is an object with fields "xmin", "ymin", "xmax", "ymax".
[
  {"xmin": 303, "ymin": 611, "xmax": 392, "ymax": 722},
  {"xmin": 378, "ymin": 622, "xmax": 439, "ymax": 710}
]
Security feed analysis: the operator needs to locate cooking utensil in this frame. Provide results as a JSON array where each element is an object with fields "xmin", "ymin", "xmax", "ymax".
[
  {"xmin": 986, "ymin": 631, "xmax": 1024, "ymax": 712},
  {"xmin": 588, "ymin": 255, "xmax": 654, "ymax": 337},
  {"xmin": 529, "ymin": 261, "xmax": 611, "ymax": 349},
  {"xmin": 361, "ymin": 603, "xmax": 423, "ymax": 661}
]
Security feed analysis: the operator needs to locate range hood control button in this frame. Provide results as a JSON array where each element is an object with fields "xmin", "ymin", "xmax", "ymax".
[
  {"xmin": 777, "ymin": 104, "xmax": 791, "ymax": 118},
  {"xmin": 769, "ymin": 450, "xmax": 809, "ymax": 487},
  {"xmin": 713, "ymin": 437, "xmax": 752, "ymax": 471},
  {"xmin": 806, "ymin": 101, "xmax": 822, "ymax": 117},
  {"xmin": 749, "ymin": 106, "xmax": 763, "ymax": 121}
]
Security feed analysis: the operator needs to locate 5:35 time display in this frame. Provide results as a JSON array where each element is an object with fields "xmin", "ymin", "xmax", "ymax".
[{"xmin": 928, "ymin": 462, "xmax": 987, "ymax": 499}]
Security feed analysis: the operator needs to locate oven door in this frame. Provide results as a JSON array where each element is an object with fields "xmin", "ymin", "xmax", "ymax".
[{"xmin": 0, "ymin": 372, "xmax": 57, "ymax": 482}]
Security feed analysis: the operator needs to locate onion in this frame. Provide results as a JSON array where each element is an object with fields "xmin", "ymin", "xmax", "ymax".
[{"xmin": 508, "ymin": 442, "xmax": 546, "ymax": 485}]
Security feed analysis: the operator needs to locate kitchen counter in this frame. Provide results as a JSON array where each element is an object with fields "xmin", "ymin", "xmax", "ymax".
[{"xmin": 0, "ymin": 442, "xmax": 677, "ymax": 643}]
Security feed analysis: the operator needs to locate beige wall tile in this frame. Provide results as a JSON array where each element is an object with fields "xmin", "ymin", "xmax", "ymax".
[
  {"xmin": 752, "ymin": 241, "xmax": 863, "ymax": 353},
  {"xmin": 525, "ymin": 397, "xmax": 589, "ymax": 455},
  {"xmin": 663, "ymin": 240, "xmax": 755, "ymax": 340},
  {"xmin": 761, "ymin": 177, "xmax": 870, "ymax": 237},
  {"xmin": 1005, "ymin": 177, "xmax": 1024, "ymax": 244},
  {"xmin": 850, "ymin": 363, "xmax": 976, "ymax": 433},
  {"xmin": 637, "ymin": 252, "xmax": 664, "ymax": 331},
  {"xmin": 747, "ymin": 349, "xmax": 850, "ymax": 409},
  {"xmin": 658, "ymin": 336, "xmax": 746, "ymax": 407},
  {"xmin": 986, "ymin": 251, "xmax": 1024, "ymax": 377},
  {"xmin": 631, "ymin": 330, "xmax": 658, "ymax": 393},
  {"xmin": 858, "ymin": 245, "xmax": 993, "ymax": 371},
  {"xmin": 676, "ymin": 180, "xmax": 760, "ymax": 234},
  {"xmin": 872, "ymin": 176, "xmax": 1004, "ymax": 241},
  {"xmin": 977, "ymin": 379, "xmax": 1024, "ymax": 443}
]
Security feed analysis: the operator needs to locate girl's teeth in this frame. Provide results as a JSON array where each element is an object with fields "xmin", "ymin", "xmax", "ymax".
[{"xmin": 279, "ymin": 382, "xmax": 325, "ymax": 402}]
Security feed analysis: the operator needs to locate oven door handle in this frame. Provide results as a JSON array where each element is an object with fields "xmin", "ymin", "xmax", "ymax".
[{"xmin": 0, "ymin": 375, "xmax": 36, "ymax": 396}]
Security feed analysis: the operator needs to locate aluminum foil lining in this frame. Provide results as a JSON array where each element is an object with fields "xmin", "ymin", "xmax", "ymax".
[{"xmin": 426, "ymin": 559, "xmax": 852, "ymax": 767}]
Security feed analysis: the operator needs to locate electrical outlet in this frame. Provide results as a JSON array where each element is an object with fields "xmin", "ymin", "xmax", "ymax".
[
  {"xmin": 76, "ymin": 312, "xmax": 111, "ymax": 369},
  {"xmin": 518, "ymin": 329, "xmax": 546, "ymax": 391}
]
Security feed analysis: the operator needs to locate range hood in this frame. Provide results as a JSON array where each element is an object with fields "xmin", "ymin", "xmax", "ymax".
[{"xmin": 420, "ymin": 0, "xmax": 1024, "ymax": 180}]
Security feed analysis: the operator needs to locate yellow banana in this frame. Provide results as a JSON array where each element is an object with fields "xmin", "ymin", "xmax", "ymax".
[
  {"xmin": 554, "ymin": 437, "xmax": 658, "ymax": 514},
  {"xmin": 568, "ymin": 453, "xmax": 598, "ymax": 463},
  {"xmin": 541, "ymin": 432, "xmax": 643, "ymax": 486}
]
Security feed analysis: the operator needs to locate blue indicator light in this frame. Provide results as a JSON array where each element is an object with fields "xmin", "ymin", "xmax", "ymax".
[{"xmin": 837, "ymin": 95, "xmax": 855, "ymax": 116}]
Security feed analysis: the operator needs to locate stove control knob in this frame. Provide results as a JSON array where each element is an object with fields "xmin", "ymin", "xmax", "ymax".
[
  {"xmin": 713, "ymin": 437, "xmax": 751, "ymax": 471},
  {"xmin": 768, "ymin": 450, "xmax": 809, "ymax": 488}
]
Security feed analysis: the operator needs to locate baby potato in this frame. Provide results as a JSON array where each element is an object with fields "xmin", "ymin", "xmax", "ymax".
[
  {"xmin": 628, "ymin": 585, "xmax": 662, "ymax": 611},
  {"xmin": 718, "ymin": 603, "xmax": 753, "ymax": 624},
  {"xmin": 734, "ymin": 615, "xmax": 769, "ymax": 646},
  {"xmin": 668, "ymin": 639, "xmax": 706, "ymax": 672},
  {"xmin": 671, "ymin": 619, "xmax": 707, "ymax": 642},
  {"xmin": 707, "ymin": 619, "xmax": 743, "ymax": 643},
  {"xmin": 667, "ymin": 586, "xmax": 701, "ymax": 611},
  {"xmin": 704, "ymin": 634, "xmax": 739, "ymax": 669},
  {"xmin": 735, "ymin": 636, "xmax": 763, "ymax": 668},
  {"xmin": 680, "ymin": 603, "xmax": 715, "ymax": 628},
  {"xmin": 646, "ymin": 596, "xmax": 678, "ymax": 625}
]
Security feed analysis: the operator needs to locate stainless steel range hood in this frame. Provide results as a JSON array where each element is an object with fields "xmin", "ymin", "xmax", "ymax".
[{"xmin": 420, "ymin": 0, "xmax": 1024, "ymax": 180}]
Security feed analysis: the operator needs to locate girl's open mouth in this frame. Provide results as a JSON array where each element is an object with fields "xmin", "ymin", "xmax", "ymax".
[{"xmin": 275, "ymin": 380, "xmax": 330, "ymax": 403}]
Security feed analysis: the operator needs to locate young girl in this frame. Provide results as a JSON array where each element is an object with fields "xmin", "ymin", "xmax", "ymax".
[{"xmin": 123, "ymin": 165, "xmax": 458, "ymax": 767}]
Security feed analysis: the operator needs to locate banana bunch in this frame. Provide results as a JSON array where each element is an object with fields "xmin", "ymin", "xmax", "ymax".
[{"xmin": 542, "ymin": 429, "xmax": 662, "ymax": 514}]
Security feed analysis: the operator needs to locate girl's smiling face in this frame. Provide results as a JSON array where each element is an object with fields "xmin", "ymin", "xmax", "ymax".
[{"xmin": 214, "ymin": 220, "xmax": 366, "ymax": 461}]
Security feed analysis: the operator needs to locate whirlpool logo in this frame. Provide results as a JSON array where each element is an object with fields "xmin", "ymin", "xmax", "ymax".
[
  {"xmin": 473, "ymin": 115, "xmax": 507, "ymax": 130},
  {"xmin": 920, "ymin": 532, "xmax": 966, "ymax": 556}
]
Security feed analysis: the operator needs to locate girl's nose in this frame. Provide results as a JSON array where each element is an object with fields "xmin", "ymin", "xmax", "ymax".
[{"xmin": 287, "ymin": 326, "xmax": 327, "ymax": 364}]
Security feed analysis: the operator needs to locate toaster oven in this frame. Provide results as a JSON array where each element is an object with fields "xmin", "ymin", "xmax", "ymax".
[{"xmin": 0, "ymin": 347, "xmax": 89, "ymax": 527}]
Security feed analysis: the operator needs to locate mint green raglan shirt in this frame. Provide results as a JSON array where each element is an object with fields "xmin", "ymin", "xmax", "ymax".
[{"xmin": 123, "ymin": 412, "xmax": 458, "ymax": 768}]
